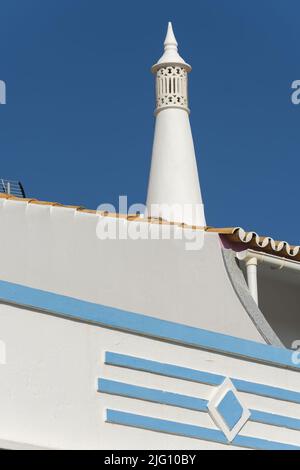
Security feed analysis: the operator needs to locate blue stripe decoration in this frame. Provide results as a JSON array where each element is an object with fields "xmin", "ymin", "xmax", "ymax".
[
  {"xmin": 0, "ymin": 279, "xmax": 299, "ymax": 371},
  {"xmin": 105, "ymin": 352, "xmax": 300, "ymax": 405},
  {"xmin": 233, "ymin": 378, "xmax": 300, "ymax": 405},
  {"xmin": 106, "ymin": 409, "xmax": 300, "ymax": 450},
  {"xmin": 249, "ymin": 410, "xmax": 300, "ymax": 431},
  {"xmin": 105, "ymin": 352, "xmax": 224, "ymax": 385},
  {"xmin": 98, "ymin": 378, "xmax": 208, "ymax": 412},
  {"xmin": 99, "ymin": 372, "xmax": 300, "ymax": 432},
  {"xmin": 106, "ymin": 409, "xmax": 228, "ymax": 446}
]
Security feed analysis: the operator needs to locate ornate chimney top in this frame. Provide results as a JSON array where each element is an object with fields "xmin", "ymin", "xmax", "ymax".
[
  {"xmin": 146, "ymin": 23, "xmax": 206, "ymax": 227},
  {"xmin": 152, "ymin": 22, "xmax": 191, "ymax": 72},
  {"xmin": 151, "ymin": 22, "xmax": 191, "ymax": 115}
]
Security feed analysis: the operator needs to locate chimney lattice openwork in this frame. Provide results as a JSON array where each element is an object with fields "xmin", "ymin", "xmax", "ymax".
[{"xmin": 155, "ymin": 65, "xmax": 189, "ymax": 113}]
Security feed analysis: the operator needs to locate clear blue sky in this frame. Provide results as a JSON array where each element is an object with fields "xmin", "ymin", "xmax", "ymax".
[{"xmin": 0, "ymin": 0, "xmax": 299, "ymax": 243}]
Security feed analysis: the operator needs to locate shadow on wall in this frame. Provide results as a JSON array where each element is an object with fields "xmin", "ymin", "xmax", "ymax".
[{"xmin": 241, "ymin": 264, "xmax": 300, "ymax": 349}]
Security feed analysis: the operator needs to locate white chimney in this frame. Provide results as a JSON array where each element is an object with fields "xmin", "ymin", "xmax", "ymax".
[{"xmin": 146, "ymin": 22, "xmax": 206, "ymax": 226}]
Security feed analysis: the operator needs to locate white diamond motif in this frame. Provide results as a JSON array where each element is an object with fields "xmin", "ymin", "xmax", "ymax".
[{"xmin": 207, "ymin": 378, "xmax": 251, "ymax": 443}]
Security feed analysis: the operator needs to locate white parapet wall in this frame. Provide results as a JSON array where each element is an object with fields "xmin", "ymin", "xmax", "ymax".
[{"xmin": 0, "ymin": 197, "xmax": 264, "ymax": 342}]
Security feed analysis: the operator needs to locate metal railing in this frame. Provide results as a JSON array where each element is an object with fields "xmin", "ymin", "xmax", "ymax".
[{"xmin": 0, "ymin": 179, "xmax": 26, "ymax": 198}]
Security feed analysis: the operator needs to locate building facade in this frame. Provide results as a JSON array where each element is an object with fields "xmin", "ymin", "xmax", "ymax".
[{"xmin": 0, "ymin": 24, "xmax": 299, "ymax": 450}]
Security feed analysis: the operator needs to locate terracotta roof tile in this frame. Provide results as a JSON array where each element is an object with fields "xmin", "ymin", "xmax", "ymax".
[
  {"xmin": 207, "ymin": 227, "xmax": 300, "ymax": 262},
  {"xmin": 0, "ymin": 193, "xmax": 298, "ymax": 262}
]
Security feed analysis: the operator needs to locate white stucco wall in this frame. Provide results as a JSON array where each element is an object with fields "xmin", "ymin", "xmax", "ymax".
[
  {"xmin": 0, "ymin": 198, "xmax": 263, "ymax": 343},
  {"xmin": 0, "ymin": 302, "xmax": 298, "ymax": 450}
]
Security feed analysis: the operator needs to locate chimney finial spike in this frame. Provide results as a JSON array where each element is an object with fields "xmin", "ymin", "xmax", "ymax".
[
  {"xmin": 152, "ymin": 22, "xmax": 191, "ymax": 70},
  {"xmin": 164, "ymin": 22, "xmax": 178, "ymax": 49}
]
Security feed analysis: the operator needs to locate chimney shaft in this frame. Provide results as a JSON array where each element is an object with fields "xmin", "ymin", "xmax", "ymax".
[{"xmin": 146, "ymin": 23, "xmax": 206, "ymax": 227}]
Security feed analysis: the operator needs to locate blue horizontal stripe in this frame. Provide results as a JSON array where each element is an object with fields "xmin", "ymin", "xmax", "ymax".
[
  {"xmin": 233, "ymin": 433, "xmax": 299, "ymax": 450},
  {"xmin": 250, "ymin": 409, "xmax": 300, "ymax": 431},
  {"xmin": 105, "ymin": 352, "xmax": 300, "ymax": 405},
  {"xmin": 105, "ymin": 352, "xmax": 224, "ymax": 385},
  {"xmin": 0, "ymin": 279, "xmax": 298, "ymax": 370},
  {"xmin": 233, "ymin": 378, "xmax": 300, "ymax": 404},
  {"xmin": 98, "ymin": 378, "xmax": 208, "ymax": 412},
  {"xmin": 99, "ymin": 373, "xmax": 300, "ymax": 432},
  {"xmin": 106, "ymin": 409, "xmax": 227, "ymax": 446},
  {"xmin": 106, "ymin": 409, "xmax": 300, "ymax": 450}
]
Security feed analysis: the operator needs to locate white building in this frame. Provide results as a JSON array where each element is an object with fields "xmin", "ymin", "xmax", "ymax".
[{"xmin": 0, "ymin": 24, "xmax": 299, "ymax": 450}]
